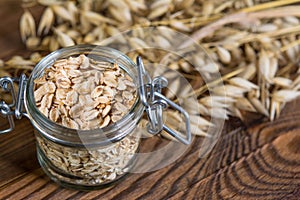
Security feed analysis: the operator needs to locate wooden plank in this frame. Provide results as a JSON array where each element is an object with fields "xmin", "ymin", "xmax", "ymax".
[{"xmin": 1, "ymin": 104, "xmax": 299, "ymax": 199}]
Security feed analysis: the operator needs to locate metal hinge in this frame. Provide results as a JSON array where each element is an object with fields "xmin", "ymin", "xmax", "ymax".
[
  {"xmin": 0, "ymin": 74, "xmax": 27, "ymax": 134},
  {"xmin": 136, "ymin": 56, "xmax": 191, "ymax": 145}
]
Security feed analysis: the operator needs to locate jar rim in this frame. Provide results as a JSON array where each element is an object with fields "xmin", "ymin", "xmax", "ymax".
[{"xmin": 25, "ymin": 45, "xmax": 144, "ymax": 147}]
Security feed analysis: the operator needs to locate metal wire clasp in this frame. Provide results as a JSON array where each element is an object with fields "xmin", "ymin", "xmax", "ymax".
[
  {"xmin": 0, "ymin": 74, "xmax": 27, "ymax": 134},
  {"xmin": 136, "ymin": 56, "xmax": 191, "ymax": 145}
]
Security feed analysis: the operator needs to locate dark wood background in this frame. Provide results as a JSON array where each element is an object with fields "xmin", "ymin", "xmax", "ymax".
[{"xmin": 1, "ymin": 1, "xmax": 300, "ymax": 199}]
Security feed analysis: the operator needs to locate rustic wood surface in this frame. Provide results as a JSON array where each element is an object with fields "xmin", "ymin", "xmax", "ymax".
[{"xmin": 1, "ymin": 1, "xmax": 300, "ymax": 199}]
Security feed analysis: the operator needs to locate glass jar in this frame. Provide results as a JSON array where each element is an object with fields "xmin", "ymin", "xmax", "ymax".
[
  {"xmin": 0, "ymin": 44, "xmax": 191, "ymax": 190},
  {"xmin": 26, "ymin": 45, "xmax": 145, "ymax": 189}
]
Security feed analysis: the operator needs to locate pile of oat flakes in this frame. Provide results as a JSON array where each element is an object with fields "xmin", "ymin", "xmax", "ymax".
[{"xmin": 34, "ymin": 54, "xmax": 137, "ymax": 130}]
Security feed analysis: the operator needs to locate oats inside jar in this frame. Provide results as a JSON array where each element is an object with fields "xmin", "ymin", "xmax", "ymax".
[
  {"xmin": 33, "ymin": 53, "xmax": 139, "ymax": 186},
  {"xmin": 34, "ymin": 54, "xmax": 137, "ymax": 130}
]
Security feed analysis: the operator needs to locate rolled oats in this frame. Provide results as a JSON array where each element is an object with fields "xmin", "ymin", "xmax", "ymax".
[
  {"xmin": 100, "ymin": 115, "xmax": 111, "ymax": 128},
  {"xmin": 49, "ymin": 107, "xmax": 60, "ymax": 122},
  {"xmin": 91, "ymin": 85, "xmax": 104, "ymax": 99},
  {"xmin": 102, "ymin": 105, "xmax": 111, "ymax": 118},
  {"xmin": 34, "ymin": 81, "xmax": 56, "ymax": 102},
  {"xmin": 65, "ymin": 90, "xmax": 79, "ymax": 106},
  {"xmin": 37, "ymin": 133, "xmax": 139, "ymax": 185},
  {"xmin": 34, "ymin": 54, "xmax": 138, "ymax": 185},
  {"xmin": 111, "ymin": 115, "xmax": 122, "ymax": 123},
  {"xmin": 34, "ymin": 53, "xmax": 136, "ymax": 130}
]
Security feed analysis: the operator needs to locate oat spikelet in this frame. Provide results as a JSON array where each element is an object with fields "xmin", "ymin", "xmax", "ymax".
[
  {"xmin": 228, "ymin": 77, "xmax": 259, "ymax": 90},
  {"xmin": 125, "ymin": 0, "xmax": 147, "ymax": 13},
  {"xmin": 217, "ymin": 46, "xmax": 231, "ymax": 64},
  {"xmin": 38, "ymin": 7, "xmax": 54, "ymax": 35},
  {"xmin": 148, "ymin": 0, "xmax": 171, "ymax": 19},
  {"xmin": 208, "ymin": 107, "xmax": 228, "ymax": 120},
  {"xmin": 272, "ymin": 90, "xmax": 300, "ymax": 102},
  {"xmin": 202, "ymin": 1, "xmax": 214, "ymax": 17},
  {"xmin": 54, "ymin": 28, "xmax": 75, "ymax": 47},
  {"xmin": 51, "ymin": 5, "xmax": 73, "ymax": 22},
  {"xmin": 245, "ymin": 44, "xmax": 256, "ymax": 62},
  {"xmin": 128, "ymin": 37, "xmax": 149, "ymax": 49},
  {"xmin": 235, "ymin": 97, "xmax": 256, "ymax": 112},
  {"xmin": 248, "ymin": 96, "xmax": 269, "ymax": 117},
  {"xmin": 272, "ymin": 77, "xmax": 293, "ymax": 88},
  {"xmin": 49, "ymin": 36, "xmax": 59, "ymax": 51},
  {"xmin": 199, "ymin": 96, "xmax": 233, "ymax": 108},
  {"xmin": 239, "ymin": 63, "xmax": 256, "ymax": 80},
  {"xmin": 37, "ymin": 0, "xmax": 63, "ymax": 6},
  {"xmin": 82, "ymin": 10, "xmax": 117, "ymax": 26},
  {"xmin": 153, "ymin": 35, "xmax": 171, "ymax": 48},
  {"xmin": 108, "ymin": 0, "xmax": 132, "ymax": 24},
  {"xmin": 170, "ymin": 20, "xmax": 191, "ymax": 32},
  {"xmin": 20, "ymin": 10, "xmax": 36, "ymax": 42},
  {"xmin": 175, "ymin": 0, "xmax": 195, "ymax": 10},
  {"xmin": 105, "ymin": 26, "xmax": 126, "ymax": 43},
  {"xmin": 66, "ymin": 1, "xmax": 78, "ymax": 26},
  {"xmin": 26, "ymin": 36, "xmax": 41, "ymax": 49},
  {"xmin": 258, "ymin": 50, "xmax": 271, "ymax": 81},
  {"xmin": 212, "ymin": 85, "xmax": 247, "ymax": 98}
]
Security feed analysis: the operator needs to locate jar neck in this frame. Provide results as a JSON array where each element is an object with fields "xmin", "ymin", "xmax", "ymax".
[{"xmin": 24, "ymin": 45, "xmax": 144, "ymax": 147}]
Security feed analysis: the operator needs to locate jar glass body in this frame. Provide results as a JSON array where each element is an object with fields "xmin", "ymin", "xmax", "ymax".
[{"xmin": 24, "ymin": 45, "xmax": 144, "ymax": 190}]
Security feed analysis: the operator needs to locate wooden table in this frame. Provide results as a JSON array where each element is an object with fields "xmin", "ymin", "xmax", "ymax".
[{"xmin": 1, "ymin": 1, "xmax": 300, "ymax": 199}]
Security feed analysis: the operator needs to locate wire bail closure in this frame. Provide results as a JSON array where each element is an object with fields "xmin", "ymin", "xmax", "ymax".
[
  {"xmin": 0, "ymin": 74, "xmax": 27, "ymax": 134},
  {"xmin": 136, "ymin": 56, "xmax": 191, "ymax": 145}
]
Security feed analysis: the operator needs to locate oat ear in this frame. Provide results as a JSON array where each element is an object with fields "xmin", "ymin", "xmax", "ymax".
[
  {"xmin": 51, "ymin": 5, "xmax": 74, "ymax": 22},
  {"xmin": 38, "ymin": 7, "xmax": 54, "ymax": 36},
  {"xmin": 20, "ymin": 10, "xmax": 36, "ymax": 42},
  {"xmin": 148, "ymin": 0, "xmax": 172, "ymax": 19},
  {"xmin": 53, "ymin": 28, "xmax": 75, "ymax": 47}
]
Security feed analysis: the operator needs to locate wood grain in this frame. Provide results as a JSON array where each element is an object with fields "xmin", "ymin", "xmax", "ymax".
[{"xmin": 0, "ymin": 1, "xmax": 300, "ymax": 199}]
